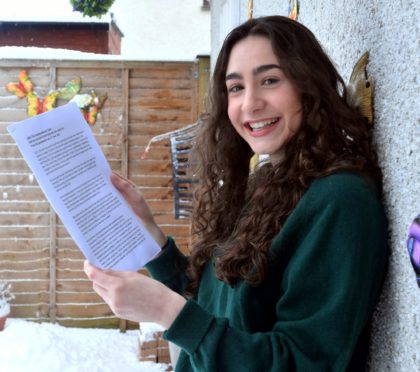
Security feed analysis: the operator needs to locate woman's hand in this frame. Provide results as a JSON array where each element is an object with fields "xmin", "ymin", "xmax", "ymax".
[
  {"xmin": 84, "ymin": 261, "xmax": 186, "ymax": 329},
  {"xmin": 111, "ymin": 172, "xmax": 167, "ymax": 248}
]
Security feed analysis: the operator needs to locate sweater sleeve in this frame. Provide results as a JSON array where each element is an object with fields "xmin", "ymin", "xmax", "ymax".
[
  {"xmin": 145, "ymin": 236, "xmax": 190, "ymax": 294},
  {"xmin": 163, "ymin": 174, "xmax": 388, "ymax": 372}
]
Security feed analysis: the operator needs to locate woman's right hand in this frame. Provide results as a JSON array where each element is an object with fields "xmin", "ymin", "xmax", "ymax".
[{"xmin": 111, "ymin": 172, "xmax": 168, "ymax": 248}]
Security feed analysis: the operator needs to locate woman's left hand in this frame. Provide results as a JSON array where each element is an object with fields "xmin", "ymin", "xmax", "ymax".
[{"xmin": 84, "ymin": 261, "xmax": 186, "ymax": 329}]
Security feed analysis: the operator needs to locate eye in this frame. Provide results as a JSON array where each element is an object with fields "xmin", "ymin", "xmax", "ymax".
[
  {"xmin": 262, "ymin": 78, "xmax": 280, "ymax": 86},
  {"xmin": 227, "ymin": 84, "xmax": 243, "ymax": 93}
]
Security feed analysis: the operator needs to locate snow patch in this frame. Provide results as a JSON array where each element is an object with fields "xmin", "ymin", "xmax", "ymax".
[{"xmin": 0, "ymin": 318, "xmax": 169, "ymax": 372}]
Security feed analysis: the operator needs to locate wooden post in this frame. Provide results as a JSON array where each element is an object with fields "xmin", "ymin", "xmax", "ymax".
[
  {"xmin": 195, "ymin": 55, "xmax": 210, "ymax": 118},
  {"xmin": 48, "ymin": 64, "xmax": 57, "ymax": 323},
  {"xmin": 121, "ymin": 68, "xmax": 129, "ymax": 180},
  {"xmin": 119, "ymin": 68, "xmax": 130, "ymax": 332}
]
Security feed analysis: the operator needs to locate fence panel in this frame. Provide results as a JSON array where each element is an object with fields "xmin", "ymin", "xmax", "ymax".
[{"xmin": 0, "ymin": 59, "xmax": 198, "ymax": 327}]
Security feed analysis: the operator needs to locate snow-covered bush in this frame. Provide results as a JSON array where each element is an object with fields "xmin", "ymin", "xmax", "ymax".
[
  {"xmin": 0, "ymin": 281, "xmax": 14, "ymax": 317},
  {"xmin": 70, "ymin": 0, "xmax": 115, "ymax": 17}
]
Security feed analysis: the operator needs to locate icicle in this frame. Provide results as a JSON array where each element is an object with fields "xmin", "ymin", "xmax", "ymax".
[
  {"xmin": 28, "ymin": 173, "xmax": 34, "ymax": 183},
  {"xmin": 141, "ymin": 140, "xmax": 152, "ymax": 160},
  {"xmin": 3, "ymin": 192, "xmax": 8, "ymax": 199},
  {"xmin": 140, "ymin": 122, "xmax": 200, "ymax": 160},
  {"xmin": 16, "ymin": 185, "xmax": 20, "ymax": 193}
]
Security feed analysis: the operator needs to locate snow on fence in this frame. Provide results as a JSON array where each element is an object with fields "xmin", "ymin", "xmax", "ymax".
[{"xmin": 0, "ymin": 58, "xmax": 206, "ymax": 328}]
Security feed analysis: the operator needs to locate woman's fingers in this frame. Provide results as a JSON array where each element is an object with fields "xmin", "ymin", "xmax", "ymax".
[
  {"xmin": 110, "ymin": 172, "xmax": 167, "ymax": 249},
  {"xmin": 84, "ymin": 261, "xmax": 186, "ymax": 326},
  {"xmin": 111, "ymin": 172, "xmax": 139, "ymax": 202},
  {"xmin": 84, "ymin": 261, "xmax": 133, "ymax": 315},
  {"xmin": 84, "ymin": 261, "xmax": 131, "ymax": 284},
  {"xmin": 84, "ymin": 261, "xmax": 112, "ymax": 302},
  {"xmin": 111, "ymin": 172, "xmax": 149, "ymax": 217}
]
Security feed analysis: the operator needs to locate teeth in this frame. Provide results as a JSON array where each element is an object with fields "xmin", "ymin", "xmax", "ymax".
[{"xmin": 248, "ymin": 118, "xmax": 278, "ymax": 130}]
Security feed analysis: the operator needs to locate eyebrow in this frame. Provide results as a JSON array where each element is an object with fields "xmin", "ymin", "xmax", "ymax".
[{"xmin": 225, "ymin": 64, "xmax": 282, "ymax": 81}]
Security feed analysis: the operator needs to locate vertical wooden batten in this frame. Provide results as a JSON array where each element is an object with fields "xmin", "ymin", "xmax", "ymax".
[
  {"xmin": 190, "ymin": 63, "xmax": 199, "ymax": 123},
  {"xmin": 48, "ymin": 64, "xmax": 57, "ymax": 323},
  {"xmin": 121, "ymin": 68, "xmax": 129, "ymax": 179},
  {"xmin": 119, "ymin": 68, "xmax": 130, "ymax": 332},
  {"xmin": 196, "ymin": 55, "xmax": 210, "ymax": 117}
]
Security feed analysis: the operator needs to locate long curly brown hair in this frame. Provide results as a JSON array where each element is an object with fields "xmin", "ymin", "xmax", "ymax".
[{"xmin": 187, "ymin": 16, "xmax": 381, "ymax": 292}]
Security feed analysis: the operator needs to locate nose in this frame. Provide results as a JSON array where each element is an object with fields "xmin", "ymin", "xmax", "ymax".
[{"xmin": 241, "ymin": 86, "xmax": 264, "ymax": 114}]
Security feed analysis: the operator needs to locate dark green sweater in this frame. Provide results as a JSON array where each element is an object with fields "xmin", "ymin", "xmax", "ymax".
[{"xmin": 146, "ymin": 172, "xmax": 388, "ymax": 372}]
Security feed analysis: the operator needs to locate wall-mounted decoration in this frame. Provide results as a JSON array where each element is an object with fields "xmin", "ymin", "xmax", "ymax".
[
  {"xmin": 6, "ymin": 70, "xmax": 107, "ymax": 125},
  {"xmin": 407, "ymin": 215, "xmax": 420, "ymax": 287},
  {"xmin": 142, "ymin": 122, "xmax": 200, "ymax": 220},
  {"xmin": 5, "ymin": 70, "xmax": 33, "ymax": 99},
  {"xmin": 346, "ymin": 51, "xmax": 374, "ymax": 126},
  {"xmin": 70, "ymin": 90, "xmax": 107, "ymax": 125},
  {"xmin": 288, "ymin": 0, "xmax": 300, "ymax": 20},
  {"xmin": 248, "ymin": 0, "xmax": 253, "ymax": 19}
]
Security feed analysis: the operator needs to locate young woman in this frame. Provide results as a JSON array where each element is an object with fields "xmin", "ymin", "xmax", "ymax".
[{"xmin": 85, "ymin": 16, "xmax": 388, "ymax": 371}]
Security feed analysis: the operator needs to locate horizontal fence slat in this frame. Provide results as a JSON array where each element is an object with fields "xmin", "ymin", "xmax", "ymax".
[
  {"xmin": 10, "ymin": 304, "xmax": 49, "ymax": 318},
  {"xmin": 0, "ymin": 239, "xmax": 50, "ymax": 250},
  {"xmin": 0, "ymin": 201, "xmax": 50, "ymax": 213},
  {"xmin": 0, "ymin": 270, "xmax": 50, "ymax": 280},
  {"xmin": 0, "ymin": 212, "xmax": 49, "ymax": 225},
  {"xmin": 0, "ymin": 226, "xmax": 50, "ymax": 238}
]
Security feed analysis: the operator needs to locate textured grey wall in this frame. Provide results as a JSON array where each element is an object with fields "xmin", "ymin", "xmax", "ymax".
[
  {"xmin": 211, "ymin": 1, "xmax": 420, "ymax": 370},
  {"xmin": 299, "ymin": 2, "xmax": 419, "ymax": 371}
]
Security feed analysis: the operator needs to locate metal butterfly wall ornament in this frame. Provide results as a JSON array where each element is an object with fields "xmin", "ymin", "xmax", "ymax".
[
  {"xmin": 346, "ymin": 51, "xmax": 374, "ymax": 126},
  {"xmin": 6, "ymin": 70, "xmax": 33, "ymax": 98},
  {"xmin": 6, "ymin": 70, "xmax": 59, "ymax": 116},
  {"xmin": 6, "ymin": 71, "xmax": 106, "ymax": 125},
  {"xmin": 407, "ymin": 215, "xmax": 420, "ymax": 288}
]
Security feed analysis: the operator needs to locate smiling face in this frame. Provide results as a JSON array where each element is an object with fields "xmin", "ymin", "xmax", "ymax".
[{"xmin": 226, "ymin": 36, "xmax": 303, "ymax": 164}]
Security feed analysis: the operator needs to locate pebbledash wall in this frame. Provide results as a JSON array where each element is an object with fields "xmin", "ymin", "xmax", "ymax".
[{"xmin": 212, "ymin": 0, "xmax": 419, "ymax": 371}]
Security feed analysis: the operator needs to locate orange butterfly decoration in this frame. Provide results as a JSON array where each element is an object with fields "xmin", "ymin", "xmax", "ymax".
[
  {"xmin": 6, "ymin": 70, "xmax": 33, "ymax": 98},
  {"xmin": 26, "ymin": 91, "xmax": 59, "ymax": 117},
  {"xmin": 6, "ymin": 70, "xmax": 59, "ymax": 117},
  {"xmin": 69, "ymin": 91, "xmax": 107, "ymax": 125},
  {"xmin": 6, "ymin": 71, "xmax": 107, "ymax": 125},
  {"xmin": 83, "ymin": 94, "xmax": 107, "ymax": 125}
]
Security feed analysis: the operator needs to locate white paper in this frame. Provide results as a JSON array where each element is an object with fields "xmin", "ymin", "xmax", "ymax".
[{"xmin": 7, "ymin": 102, "xmax": 161, "ymax": 271}]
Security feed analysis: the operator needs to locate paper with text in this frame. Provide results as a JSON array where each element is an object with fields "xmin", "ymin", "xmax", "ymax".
[{"xmin": 7, "ymin": 102, "xmax": 161, "ymax": 271}]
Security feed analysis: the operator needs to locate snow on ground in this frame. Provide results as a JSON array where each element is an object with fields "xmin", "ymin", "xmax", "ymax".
[{"xmin": 0, "ymin": 318, "xmax": 168, "ymax": 372}]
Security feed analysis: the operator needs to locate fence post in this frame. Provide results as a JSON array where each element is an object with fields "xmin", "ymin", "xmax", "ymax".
[
  {"xmin": 48, "ymin": 64, "xmax": 57, "ymax": 323},
  {"xmin": 119, "ymin": 67, "xmax": 130, "ymax": 332}
]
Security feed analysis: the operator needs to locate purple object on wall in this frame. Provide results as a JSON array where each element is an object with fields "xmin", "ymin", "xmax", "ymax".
[{"xmin": 407, "ymin": 215, "xmax": 420, "ymax": 288}]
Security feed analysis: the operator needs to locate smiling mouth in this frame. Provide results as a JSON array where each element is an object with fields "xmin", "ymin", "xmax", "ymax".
[{"xmin": 245, "ymin": 117, "xmax": 279, "ymax": 131}]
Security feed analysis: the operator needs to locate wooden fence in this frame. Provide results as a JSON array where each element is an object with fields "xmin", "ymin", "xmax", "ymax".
[{"xmin": 0, "ymin": 58, "xmax": 208, "ymax": 328}]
